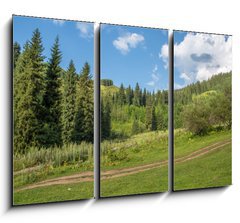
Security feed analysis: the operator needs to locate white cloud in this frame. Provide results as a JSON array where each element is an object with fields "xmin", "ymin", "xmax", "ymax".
[
  {"xmin": 159, "ymin": 43, "xmax": 168, "ymax": 69},
  {"xmin": 170, "ymin": 33, "xmax": 232, "ymax": 86},
  {"xmin": 147, "ymin": 65, "xmax": 161, "ymax": 90},
  {"xmin": 113, "ymin": 33, "xmax": 144, "ymax": 55},
  {"xmin": 147, "ymin": 81, "xmax": 155, "ymax": 86},
  {"xmin": 180, "ymin": 72, "xmax": 192, "ymax": 84},
  {"xmin": 76, "ymin": 22, "xmax": 93, "ymax": 39},
  {"xmin": 53, "ymin": 20, "xmax": 65, "ymax": 26},
  {"xmin": 174, "ymin": 83, "xmax": 185, "ymax": 89},
  {"xmin": 153, "ymin": 64, "xmax": 158, "ymax": 73}
]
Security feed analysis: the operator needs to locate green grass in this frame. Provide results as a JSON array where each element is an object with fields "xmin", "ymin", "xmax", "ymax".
[
  {"xmin": 13, "ymin": 128, "xmax": 231, "ymax": 203},
  {"xmin": 100, "ymin": 131, "xmax": 168, "ymax": 197},
  {"xmin": 174, "ymin": 129, "xmax": 231, "ymax": 158},
  {"xmin": 101, "ymin": 166, "xmax": 168, "ymax": 197},
  {"xmin": 13, "ymin": 142, "xmax": 94, "ymax": 205},
  {"xmin": 111, "ymin": 121, "xmax": 133, "ymax": 137},
  {"xmin": 174, "ymin": 129, "xmax": 232, "ymax": 191},
  {"xmin": 14, "ymin": 142, "xmax": 93, "ymax": 171},
  {"xmin": 14, "ymin": 164, "xmax": 93, "ymax": 189},
  {"xmin": 174, "ymin": 143, "xmax": 232, "ymax": 190},
  {"xmin": 101, "ymin": 131, "xmax": 168, "ymax": 170},
  {"xmin": 13, "ymin": 181, "xmax": 93, "ymax": 205},
  {"xmin": 101, "ymin": 129, "xmax": 231, "ymax": 197}
]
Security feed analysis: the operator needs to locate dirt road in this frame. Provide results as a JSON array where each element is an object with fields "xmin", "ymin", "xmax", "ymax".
[{"xmin": 15, "ymin": 139, "xmax": 231, "ymax": 192}]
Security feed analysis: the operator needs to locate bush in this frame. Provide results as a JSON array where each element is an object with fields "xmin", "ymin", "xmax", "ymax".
[{"xmin": 182, "ymin": 90, "xmax": 231, "ymax": 135}]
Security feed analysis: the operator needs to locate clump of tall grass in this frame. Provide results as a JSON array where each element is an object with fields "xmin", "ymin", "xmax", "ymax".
[
  {"xmin": 101, "ymin": 130, "xmax": 168, "ymax": 155},
  {"xmin": 14, "ymin": 142, "xmax": 93, "ymax": 171},
  {"xmin": 100, "ymin": 130, "xmax": 168, "ymax": 166}
]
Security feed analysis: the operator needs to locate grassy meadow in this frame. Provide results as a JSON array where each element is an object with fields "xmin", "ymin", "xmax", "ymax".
[
  {"xmin": 100, "ymin": 131, "xmax": 169, "ymax": 197},
  {"xmin": 174, "ymin": 129, "xmax": 231, "ymax": 191},
  {"xmin": 173, "ymin": 72, "xmax": 232, "ymax": 190},
  {"xmin": 13, "ymin": 143, "xmax": 93, "ymax": 205}
]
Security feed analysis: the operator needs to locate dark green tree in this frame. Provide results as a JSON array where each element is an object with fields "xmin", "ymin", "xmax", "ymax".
[
  {"xmin": 145, "ymin": 95, "xmax": 152, "ymax": 130},
  {"xmin": 101, "ymin": 99, "xmax": 111, "ymax": 139},
  {"xmin": 142, "ymin": 88, "xmax": 147, "ymax": 106},
  {"xmin": 74, "ymin": 62, "xmax": 94, "ymax": 142},
  {"xmin": 14, "ymin": 29, "xmax": 46, "ymax": 153},
  {"xmin": 118, "ymin": 83, "xmax": 126, "ymax": 105},
  {"xmin": 42, "ymin": 36, "xmax": 62, "ymax": 146},
  {"xmin": 14, "ymin": 42, "xmax": 36, "ymax": 153},
  {"xmin": 151, "ymin": 105, "xmax": 157, "ymax": 131},
  {"xmin": 28, "ymin": 29, "xmax": 46, "ymax": 146},
  {"xmin": 133, "ymin": 82, "xmax": 140, "ymax": 106},
  {"xmin": 13, "ymin": 41, "xmax": 21, "ymax": 68},
  {"xmin": 61, "ymin": 60, "xmax": 77, "ymax": 144},
  {"xmin": 126, "ymin": 85, "xmax": 133, "ymax": 105},
  {"xmin": 101, "ymin": 79, "xmax": 113, "ymax": 86}
]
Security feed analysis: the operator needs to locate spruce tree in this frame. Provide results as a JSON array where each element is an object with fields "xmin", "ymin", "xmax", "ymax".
[
  {"xmin": 43, "ymin": 36, "xmax": 62, "ymax": 146},
  {"xmin": 142, "ymin": 88, "xmax": 147, "ymax": 106},
  {"xmin": 14, "ymin": 42, "xmax": 36, "ymax": 153},
  {"xmin": 101, "ymin": 99, "xmax": 111, "ymax": 139},
  {"xmin": 13, "ymin": 42, "xmax": 21, "ymax": 68},
  {"xmin": 74, "ymin": 62, "xmax": 94, "ymax": 142},
  {"xmin": 133, "ymin": 83, "xmax": 140, "ymax": 106},
  {"xmin": 118, "ymin": 83, "xmax": 126, "ymax": 105},
  {"xmin": 151, "ymin": 105, "xmax": 157, "ymax": 131},
  {"xmin": 14, "ymin": 29, "xmax": 46, "ymax": 153},
  {"xmin": 61, "ymin": 60, "xmax": 77, "ymax": 144},
  {"xmin": 139, "ymin": 89, "xmax": 143, "ymax": 106},
  {"xmin": 126, "ymin": 85, "xmax": 132, "ymax": 105},
  {"xmin": 28, "ymin": 28, "xmax": 46, "ymax": 146},
  {"xmin": 145, "ymin": 95, "xmax": 152, "ymax": 130}
]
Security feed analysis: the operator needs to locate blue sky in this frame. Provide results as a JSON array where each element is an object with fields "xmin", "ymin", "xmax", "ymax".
[
  {"xmin": 101, "ymin": 24, "xmax": 168, "ymax": 92},
  {"xmin": 13, "ymin": 15, "xmax": 94, "ymax": 74},
  {"xmin": 173, "ymin": 31, "xmax": 232, "ymax": 89}
]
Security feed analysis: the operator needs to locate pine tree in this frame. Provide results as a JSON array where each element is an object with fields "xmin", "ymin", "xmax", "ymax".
[
  {"xmin": 28, "ymin": 28, "xmax": 46, "ymax": 146},
  {"xmin": 61, "ymin": 60, "xmax": 77, "ymax": 144},
  {"xmin": 118, "ymin": 83, "xmax": 126, "ymax": 105},
  {"xmin": 101, "ymin": 99, "xmax": 111, "ymax": 139},
  {"xmin": 145, "ymin": 95, "xmax": 152, "ymax": 130},
  {"xmin": 126, "ymin": 85, "xmax": 132, "ymax": 105},
  {"xmin": 74, "ymin": 62, "xmax": 94, "ymax": 142},
  {"xmin": 162, "ymin": 90, "xmax": 168, "ymax": 104},
  {"xmin": 13, "ymin": 42, "xmax": 21, "ymax": 68},
  {"xmin": 14, "ymin": 29, "xmax": 46, "ymax": 153},
  {"xmin": 43, "ymin": 36, "xmax": 62, "ymax": 146},
  {"xmin": 142, "ymin": 88, "xmax": 147, "ymax": 106},
  {"xmin": 133, "ymin": 82, "xmax": 140, "ymax": 106},
  {"xmin": 151, "ymin": 105, "xmax": 157, "ymax": 131},
  {"xmin": 14, "ymin": 42, "xmax": 36, "ymax": 153},
  {"xmin": 139, "ymin": 89, "xmax": 143, "ymax": 106}
]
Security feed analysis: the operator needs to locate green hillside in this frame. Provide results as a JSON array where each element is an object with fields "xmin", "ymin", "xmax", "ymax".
[{"xmin": 101, "ymin": 84, "xmax": 119, "ymax": 97}]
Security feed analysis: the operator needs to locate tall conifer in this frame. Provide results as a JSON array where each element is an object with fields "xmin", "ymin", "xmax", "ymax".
[
  {"xmin": 61, "ymin": 60, "xmax": 77, "ymax": 144},
  {"xmin": 43, "ymin": 36, "xmax": 62, "ymax": 146},
  {"xmin": 74, "ymin": 62, "xmax": 93, "ymax": 142}
]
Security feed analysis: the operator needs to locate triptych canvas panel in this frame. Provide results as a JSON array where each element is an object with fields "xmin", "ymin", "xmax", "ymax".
[
  {"xmin": 12, "ymin": 15, "xmax": 232, "ymax": 205},
  {"xmin": 13, "ymin": 16, "xmax": 94, "ymax": 205},
  {"xmin": 173, "ymin": 31, "xmax": 232, "ymax": 191},
  {"xmin": 100, "ymin": 24, "xmax": 169, "ymax": 197}
]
